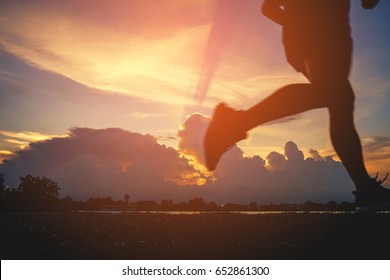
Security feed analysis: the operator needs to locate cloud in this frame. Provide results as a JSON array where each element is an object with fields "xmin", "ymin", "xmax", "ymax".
[
  {"xmin": 0, "ymin": 0, "xmax": 299, "ymax": 108},
  {"xmin": 178, "ymin": 113, "xmax": 210, "ymax": 165},
  {"xmin": 210, "ymin": 147, "xmax": 353, "ymax": 203},
  {"xmin": 308, "ymin": 149, "xmax": 324, "ymax": 161},
  {"xmin": 284, "ymin": 141, "xmax": 304, "ymax": 165},
  {"xmin": 0, "ymin": 0, "xmax": 214, "ymax": 105},
  {"xmin": 362, "ymin": 136, "xmax": 390, "ymax": 154},
  {"xmin": 0, "ymin": 127, "xmax": 205, "ymax": 200},
  {"xmin": 0, "ymin": 130, "xmax": 65, "ymax": 159},
  {"xmin": 361, "ymin": 136, "xmax": 390, "ymax": 165},
  {"xmin": 266, "ymin": 151, "xmax": 286, "ymax": 172},
  {"xmin": 0, "ymin": 130, "xmax": 61, "ymax": 143},
  {"xmin": 0, "ymin": 124, "xmax": 356, "ymax": 203},
  {"xmin": 176, "ymin": 114, "xmax": 354, "ymax": 203},
  {"xmin": 0, "ymin": 150, "xmax": 14, "ymax": 162}
]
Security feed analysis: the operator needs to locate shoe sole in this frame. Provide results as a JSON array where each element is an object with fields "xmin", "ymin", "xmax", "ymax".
[{"xmin": 355, "ymin": 200, "xmax": 390, "ymax": 214}]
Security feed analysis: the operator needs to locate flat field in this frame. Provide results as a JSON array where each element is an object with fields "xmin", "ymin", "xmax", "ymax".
[{"xmin": 1, "ymin": 212, "xmax": 390, "ymax": 259}]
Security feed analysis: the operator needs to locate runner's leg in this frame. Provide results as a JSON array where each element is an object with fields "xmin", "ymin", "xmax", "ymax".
[
  {"xmin": 241, "ymin": 82, "xmax": 327, "ymax": 131},
  {"xmin": 298, "ymin": 47, "xmax": 371, "ymax": 190}
]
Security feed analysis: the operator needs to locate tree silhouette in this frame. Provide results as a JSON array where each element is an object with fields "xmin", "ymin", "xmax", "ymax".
[
  {"xmin": 188, "ymin": 197, "xmax": 206, "ymax": 210},
  {"xmin": 161, "ymin": 199, "xmax": 174, "ymax": 210},
  {"xmin": 0, "ymin": 173, "xmax": 4, "ymax": 187},
  {"xmin": 17, "ymin": 174, "xmax": 60, "ymax": 210},
  {"xmin": 0, "ymin": 173, "xmax": 5, "ymax": 194},
  {"xmin": 86, "ymin": 196, "xmax": 114, "ymax": 209},
  {"xmin": 249, "ymin": 202, "xmax": 258, "ymax": 211},
  {"xmin": 0, "ymin": 173, "xmax": 5, "ymax": 209}
]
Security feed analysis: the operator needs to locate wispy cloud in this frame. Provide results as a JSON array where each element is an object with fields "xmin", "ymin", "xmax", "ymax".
[
  {"xmin": 0, "ymin": 0, "xmax": 294, "ymax": 108},
  {"xmin": 123, "ymin": 112, "xmax": 162, "ymax": 120},
  {"xmin": 362, "ymin": 137, "xmax": 390, "ymax": 177},
  {"xmin": 0, "ymin": 130, "xmax": 67, "ymax": 161},
  {"xmin": 0, "ymin": 130, "xmax": 63, "ymax": 143},
  {"xmin": 363, "ymin": 136, "xmax": 390, "ymax": 152},
  {"xmin": 0, "ymin": 1, "xmax": 212, "ymax": 105},
  {"xmin": 3, "ymin": 139, "xmax": 29, "ymax": 146}
]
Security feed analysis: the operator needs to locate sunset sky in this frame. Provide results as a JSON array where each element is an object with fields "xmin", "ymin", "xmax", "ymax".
[{"xmin": 0, "ymin": 0, "xmax": 389, "ymax": 203}]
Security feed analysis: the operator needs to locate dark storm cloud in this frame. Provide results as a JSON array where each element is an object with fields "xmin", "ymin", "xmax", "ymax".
[{"xmin": 0, "ymin": 128, "xmax": 199, "ymax": 200}]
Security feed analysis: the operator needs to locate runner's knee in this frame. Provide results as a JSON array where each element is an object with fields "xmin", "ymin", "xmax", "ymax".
[{"xmin": 313, "ymin": 80, "xmax": 355, "ymax": 111}]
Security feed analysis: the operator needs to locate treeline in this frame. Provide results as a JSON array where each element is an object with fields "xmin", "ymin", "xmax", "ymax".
[
  {"xmin": 0, "ymin": 174, "xmax": 62, "ymax": 211},
  {"xmin": 0, "ymin": 174, "xmax": 355, "ymax": 212}
]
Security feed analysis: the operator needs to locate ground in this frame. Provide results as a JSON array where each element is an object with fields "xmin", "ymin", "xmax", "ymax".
[{"xmin": 1, "ymin": 212, "xmax": 390, "ymax": 259}]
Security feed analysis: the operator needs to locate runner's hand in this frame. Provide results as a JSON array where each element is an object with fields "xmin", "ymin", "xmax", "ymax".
[{"xmin": 361, "ymin": 0, "xmax": 380, "ymax": 9}]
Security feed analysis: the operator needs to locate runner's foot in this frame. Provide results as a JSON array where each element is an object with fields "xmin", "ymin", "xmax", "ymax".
[
  {"xmin": 204, "ymin": 103, "xmax": 247, "ymax": 171},
  {"xmin": 354, "ymin": 177, "xmax": 390, "ymax": 213}
]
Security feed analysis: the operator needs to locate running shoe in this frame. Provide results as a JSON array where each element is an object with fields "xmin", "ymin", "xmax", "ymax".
[
  {"xmin": 354, "ymin": 178, "xmax": 390, "ymax": 213},
  {"xmin": 204, "ymin": 103, "xmax": 247, "ymax": 171}
]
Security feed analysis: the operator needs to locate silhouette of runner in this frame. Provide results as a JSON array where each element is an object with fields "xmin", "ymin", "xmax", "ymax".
[{"xmin": 204, "ymin": 0, "xmax": 389, "ymax": 213}]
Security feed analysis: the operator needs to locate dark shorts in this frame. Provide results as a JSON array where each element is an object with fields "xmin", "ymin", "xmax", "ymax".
[
  {"xmin": 283, "ymin": 32, "xmax": 353, "ymax": 74},
  {"xmin": 283, "ymin": 33, "xmax": 355, "ymax": 108}
]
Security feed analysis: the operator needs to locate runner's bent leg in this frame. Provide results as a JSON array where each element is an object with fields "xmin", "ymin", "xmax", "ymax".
[{"xmin": 241, "ymin": 83, "xmax": 327, "ymax": 131}]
